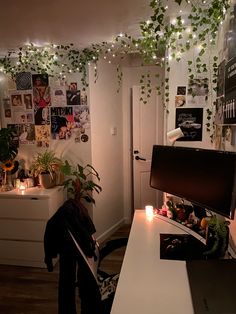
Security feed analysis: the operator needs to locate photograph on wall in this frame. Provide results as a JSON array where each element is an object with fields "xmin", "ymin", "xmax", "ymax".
[
  {"xmin": 217, "ymin": 60, "xmax": 225, "ymax": 97},
  {"xmin": 187, "ymin": 77, "xmax": 208, "ymax": 107},
  {"xmin": 69, "ymin": 82, "xmax": 78, "ymax": 91},
  {"xmin": 35, "ymin": 125, "xmax": 50, "ymax": 147},
  {"xmin": 32, "ymin": 73, "xmax": 51, "ymax": 108},
  {"xmin": 10, "ymin": 91, "xmax": 23, "ymax": 107},
  {"xmin": 35, "ymin": 106, "xmax": 50, "ymax": 125},
  {"xmin": 215, "ymin": 96, "xmax": 224, "ymax": 125},
  {"xmin": 66, "ymin": 89, "xmax": 80, "ymax": 106},
  {"xmin": 73, "ymin": 105, "xmax": 90, "ymax": 129},
  {"xmin": 175, "ymin": 95, "xmax": 186, "ymax": 107},
  {"xmin": 18, "ymin": 124, "xmax": 35, "ymax": 144},
  {"xmin": 26, "ymin": 112, "xmax": 34, "ymax": 124},
  {"xmin": 6, "ymin": 124, "xmax": 20, "ymax": 148},
  {"xmin": 175, "ymin": 108, "xmax": 203, "ymax": 141},
  {"xmin": 12, "ymin": 111, "xmax": 29, "ymax": 124},
  {"xmin": 51, "ymin": 86, "xmax": 67, "ymax": 106},
  {"xmin": 80, "ymin": 90, "xmax": 87, "ymax": 105},
  {"xmin": 15, "ymin": 72, "xmax": 32, "ymax": 90},
  {"xmin": 214, "ymin": 124, "xmax": 223, "ymax": 150},
  {"xmin": 50, "ymin": 106, "xmax": 74, "ymax": 140},
  {"xmin": 3, "ymin": 98, "xmax": 11, "ymax": 118},
  {"xmin": 225, "ymin": 56, "xmax": 236, "ymax": 95},
  {"xmin": 222, "ymin": 126, "xmax": 233, "ymax": 151},
  {"xmin": 23, "ymin": 92, "xmax": 33, "ymax": 110},
  {"xmin": 177, "ymin": 86, "xmax": 186, "ymax": 95}
]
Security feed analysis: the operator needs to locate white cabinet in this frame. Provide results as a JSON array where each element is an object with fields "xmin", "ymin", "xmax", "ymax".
[{"xmin": 0, "ymin": 186, "xmax": 66, "ymax": 267}]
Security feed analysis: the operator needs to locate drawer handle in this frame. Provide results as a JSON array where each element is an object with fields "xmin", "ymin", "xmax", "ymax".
[{"xmin": 31, "ymin": 197, "xmax": 39, "ymax": 200}]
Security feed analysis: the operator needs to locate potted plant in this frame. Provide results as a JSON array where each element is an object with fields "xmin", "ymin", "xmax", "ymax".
[
  {"xmin": 0, "ymin": 128, "xmax": 19, "ymax": 191},
  {"xmin": 30, "ymin": 150, "xmax": 62, "ymax": 189},
  {"xmin": 60, "ymin": 160, "xmax": 102, "ymax": 204},
  {"xmin": 203, "ymin": 215, "xmax": 230, "ymax": 258}
]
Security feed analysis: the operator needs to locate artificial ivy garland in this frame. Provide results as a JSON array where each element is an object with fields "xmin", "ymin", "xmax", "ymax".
[{"xmin": 0, "ymin": 0, "xmax": 231, "ymax": 137}]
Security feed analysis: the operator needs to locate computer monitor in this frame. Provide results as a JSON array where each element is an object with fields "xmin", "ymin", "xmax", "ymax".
[{"xmin": 150, "ymin": 145, "xmax": 236, "ymax": 219}]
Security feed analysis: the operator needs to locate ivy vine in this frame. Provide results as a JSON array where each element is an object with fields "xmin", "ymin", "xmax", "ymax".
[{"xmin": 0, "ymin": 0, "xmax": 232, "ymax": 137}]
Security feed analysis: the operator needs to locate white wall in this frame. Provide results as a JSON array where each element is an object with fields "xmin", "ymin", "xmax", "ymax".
[{"xmin": 89, "ymin": 60, "xmax": 124, "ymax": 239}]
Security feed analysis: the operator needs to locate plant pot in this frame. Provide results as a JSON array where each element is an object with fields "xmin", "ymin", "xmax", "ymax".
[{"xmin": 39, "ymin": 173, "xmax": 56, "ymax": 189}]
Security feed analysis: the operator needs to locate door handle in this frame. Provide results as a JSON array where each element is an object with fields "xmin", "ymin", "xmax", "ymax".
[{"xmin": 135, "ymin": 156, "xmax": 146, "ymax": 161}]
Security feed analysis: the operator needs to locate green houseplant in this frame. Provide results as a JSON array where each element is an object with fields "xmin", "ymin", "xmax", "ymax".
[
  {"xmin": 204, "ymin": 215, "xmax": 230, "ymax": 258},
  {"xmin": 0, "ymin": 128, "xmax": 19, "ymax": 191},
  {"xmin": 60, "ymin": 160, "xmax": 102, "ymax": 204},
  {"xmin": 30, "ymin": 150, "xmax": 63, "ymax": 189}
]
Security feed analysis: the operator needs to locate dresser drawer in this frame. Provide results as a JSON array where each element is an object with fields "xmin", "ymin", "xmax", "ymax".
[
  {"xmin": 0, "ymin": 198, "xmax": 50, "ymax": 219},
  {"xmin": 0, "ymin": 219, "xmax": 46, "ymax": 241},
  {"xmin": 0, "ymin": 240, "xmax": 45, "ymax": 267}
]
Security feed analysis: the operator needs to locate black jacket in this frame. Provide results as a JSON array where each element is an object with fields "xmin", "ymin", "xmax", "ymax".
[{"xmin": 44, "ymin": 198, "xmax": 96, "ymax": 272}]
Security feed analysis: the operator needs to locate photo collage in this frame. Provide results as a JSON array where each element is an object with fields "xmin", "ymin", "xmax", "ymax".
[{"xmin": 3, "ymin": 72, "xmax": 90, "ymax": 147}]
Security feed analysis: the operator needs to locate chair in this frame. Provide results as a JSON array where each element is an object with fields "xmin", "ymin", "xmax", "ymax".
[
  {"xmin": 44, "ymin": 199, "xmax": 127, "ymax": 314},
  {"xmin": 69, "ymin": 230, "xmax": 128, "ymax": 314}
]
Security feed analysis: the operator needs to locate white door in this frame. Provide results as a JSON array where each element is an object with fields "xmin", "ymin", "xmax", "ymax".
[{"xmin": 132, "ymin": 85, "xmax": 163, "ymax": 210}]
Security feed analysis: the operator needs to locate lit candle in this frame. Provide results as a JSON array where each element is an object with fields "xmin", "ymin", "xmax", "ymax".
[
  {"xmin": 145, "ymin": 205, "xmax": 154, "ymax": 220},
  {"xmin": 19, "ymin": 184, "xmax": 26, "ymax": 194}
]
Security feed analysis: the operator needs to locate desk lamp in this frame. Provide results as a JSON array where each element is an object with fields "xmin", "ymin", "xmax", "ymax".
[{"xmin": 167, "ymin": 127, "xmax": 184, "ymax": 146}]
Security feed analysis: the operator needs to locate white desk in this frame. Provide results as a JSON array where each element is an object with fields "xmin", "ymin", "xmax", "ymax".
[{"xmin": 111, "ymin": 210, "xmax": 206, "ymax": 314}]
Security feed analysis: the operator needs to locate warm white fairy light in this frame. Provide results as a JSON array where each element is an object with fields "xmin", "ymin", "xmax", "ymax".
[
  {"xmin": 104, "ymin": 56, "xmax": 107, "ymax": 59},
  {"xmin": 112, "ymin": 54, "xmax": 116, "ymax": 57},
  {"xmin": 119, "ymin": 33, "xmax": 124, "ymax": 37},
  {"xmin": 186, "ymin": 27, "xmax": 191, "ymax": 33},
  {"xmin": 171, "ymin": 19, "xmax": 176, "ymax": 25},
  {"xmin": 176, "ymin": 51, "xmax": 182, "ymax": 58},
  {"xmin": 108, "ymin": 60, "xmax": 111, "ymax": 64},
  {"xmin": 152, "ymin": 55, "xmax": 157, "ymax": 59},
  {"xmin": 193, "ymin": 34, "xmax": 197, "ymax": 39},
  {"xmin": 165, "ymin": 5, "xmax": 168, "ymax": 9},
  {"xmin": 88, "ymin": 62, "xmax": 90, "ymax": 66},
  {"xmin": 146, "ymin": 20, "xmax": 151, "ymax": 25},
  {"xmin": 197, "ymin": 44, "xmax": 203, "ymax": 52}
]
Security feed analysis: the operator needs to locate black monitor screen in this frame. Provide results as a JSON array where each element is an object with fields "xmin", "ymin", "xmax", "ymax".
[{"xmin": 150, "ymin": 145, "xmax": 236, "ymax": 219}]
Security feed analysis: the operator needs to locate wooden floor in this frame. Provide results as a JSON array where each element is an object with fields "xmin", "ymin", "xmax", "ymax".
[{"xmin": 0, "ymin": 224, "xmax": 131, "ymax": 314}]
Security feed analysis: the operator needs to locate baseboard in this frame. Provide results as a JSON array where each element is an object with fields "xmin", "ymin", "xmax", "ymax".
[{"xmin": 97, "ymin": 218, "xmax": 126, "ymax": 243}]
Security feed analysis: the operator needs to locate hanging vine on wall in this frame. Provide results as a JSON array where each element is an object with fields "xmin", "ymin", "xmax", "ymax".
[{"xmin": 0, "ymin": 0, "xmax": 232, "ymax": 136}]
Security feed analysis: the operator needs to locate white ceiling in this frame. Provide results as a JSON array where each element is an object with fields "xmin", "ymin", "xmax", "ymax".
[{"xmin": 0, "ymin": 0, "xmax": 154, "ymax": 54}]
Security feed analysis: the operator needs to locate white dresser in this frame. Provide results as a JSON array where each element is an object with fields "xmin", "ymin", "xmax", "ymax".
[{"xmin": 0, "ymin": 186, "xmax": 66, "ymax": 267}]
